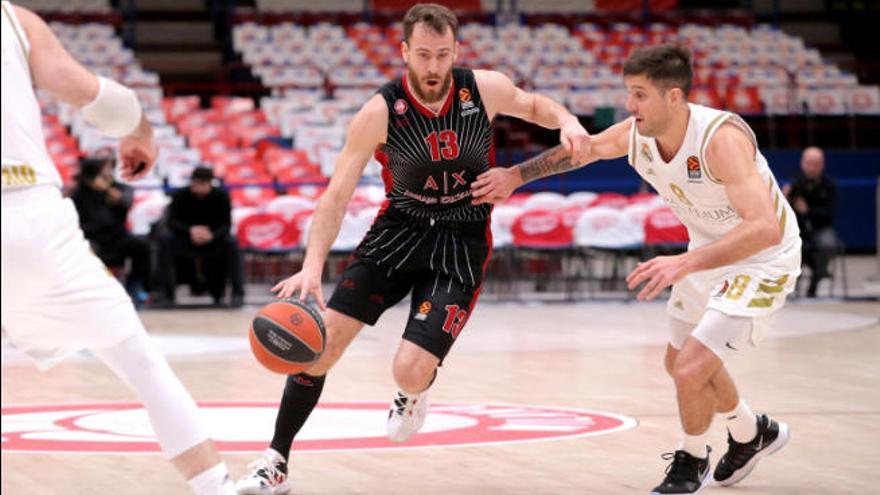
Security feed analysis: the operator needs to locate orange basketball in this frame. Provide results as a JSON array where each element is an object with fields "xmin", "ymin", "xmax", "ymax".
[{"xmin": 249, "ymin": 299, "xmax": 326, "ymax": 375}]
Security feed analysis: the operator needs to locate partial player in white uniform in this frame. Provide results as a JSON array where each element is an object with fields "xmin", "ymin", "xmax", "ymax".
[
  {"xmin": 0, "ymin": 3, "xmax": 235, "ymax": 494},
  {"xmin": 471, "ymin": 45, "xmax": 797, "ymax": 494}
]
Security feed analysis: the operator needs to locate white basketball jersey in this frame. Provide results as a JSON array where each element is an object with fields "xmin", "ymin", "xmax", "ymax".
[
  {"xmin": 627, "ymin": 103, "xmax": 799, "ymax": 264},
  {"xmin": 1, "ymin": 1, "xmax": 61, "ymax": 191}
]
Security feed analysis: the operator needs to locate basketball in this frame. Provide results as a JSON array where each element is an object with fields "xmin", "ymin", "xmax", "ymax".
[{"xmin": 249, "ymin": 299, "xmax": 326, "ymax": 375}]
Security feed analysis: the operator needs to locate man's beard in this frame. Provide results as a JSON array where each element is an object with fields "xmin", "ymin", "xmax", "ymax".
[{"xmin": 408, "ymin": 67, "xmax": 452, "ymax": 105}]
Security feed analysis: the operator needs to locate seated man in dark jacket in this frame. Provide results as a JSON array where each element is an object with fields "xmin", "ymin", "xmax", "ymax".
[
  {"xmin": 784, "ymin": 146, "xmax": 839, "ymax": 297},
  {"xmin": 158, "ymin": 166, "xmax": 243, "ymax": 306},
  {"xmin": 71, "ymin": 156, "xmax": 151, "ymax": 302}
]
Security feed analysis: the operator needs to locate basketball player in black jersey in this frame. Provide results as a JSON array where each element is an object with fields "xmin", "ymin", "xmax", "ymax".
[{"xmin": 235, "ymin": 4, "xmax": 590, "ymax": 493}]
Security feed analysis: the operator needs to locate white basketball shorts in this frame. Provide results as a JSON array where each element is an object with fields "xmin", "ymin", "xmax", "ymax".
[
  {"xmin": 666, "ymin": 238, "xmax": 802, "ymax": 353},
  {"xmin": 1, "ymin": 186, "xmax": 142, "ymax": 369}
]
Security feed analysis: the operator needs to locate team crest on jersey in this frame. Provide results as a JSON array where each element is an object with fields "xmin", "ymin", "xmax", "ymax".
[
  {"xmin": 640, "ymin": 142, "xmax": 653, "ymax": 162},
  {"xmin": 415, "ymin": 300, "xmax": 432, "ymax": 321},
  {"xmin": 394, "ymin": 99, "xmax": 408, "ymax": 115},
  {"xmin": 686, "ymin": 155, "xmax": 702, "ymax": 181},
  {"xmin": 459, "ymin": 88, "xmax": 478, "ymax": 115}
]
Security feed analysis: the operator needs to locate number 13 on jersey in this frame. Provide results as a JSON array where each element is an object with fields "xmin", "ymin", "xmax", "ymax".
[{"xmin": 425, "ymin": 130, "xmax": 460, "ymax": 161}]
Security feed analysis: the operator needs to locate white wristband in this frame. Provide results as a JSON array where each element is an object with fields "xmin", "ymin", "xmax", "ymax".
[{"xmin": 80, "ymin": 76, "xmax": 143, "ymax": 138}]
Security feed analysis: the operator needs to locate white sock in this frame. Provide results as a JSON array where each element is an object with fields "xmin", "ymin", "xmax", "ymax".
[
  {"xmin": 188, "ymin": 462, "xmax": 236, "ymax": 495},
  {"xmin": 680, "ymin": 431, "xmax": 709, "ymax": 459},
  {"xmin": 722, "ymin": 399, "xmax": 758, "ymax": 443}
]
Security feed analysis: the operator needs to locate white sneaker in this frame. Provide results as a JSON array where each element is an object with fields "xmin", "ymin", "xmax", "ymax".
[
  {"xmin": 386, "ymin": 390, "xmax": 429, "ymax": 442},
  {"xmin": 234, "ymin": 448, "xmax": 292, "ymax": 495}
]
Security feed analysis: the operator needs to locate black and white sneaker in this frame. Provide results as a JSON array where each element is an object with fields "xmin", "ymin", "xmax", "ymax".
[
  {"xmin": 386, "ymin": 389, "xmax": 429, "ymax": 442},
  {"xmin": 714, "ymin": 414, "xmax": 790, "ymax": 486},
  {"xmin": 650, "ymin": 447, "xmax": 712, "ymax": 494},
  {"xmin": 234, "ymin": 448, "xmax": 292, "ymax": 495}
]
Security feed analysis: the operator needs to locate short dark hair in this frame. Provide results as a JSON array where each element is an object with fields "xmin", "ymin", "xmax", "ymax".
[
  {"xmin": 623, "ymin": 44, "xmax": 693, "ymax": 96},
  {"xmin": 402, "ymin": 3, "xmax": 458, "ymax": 42},
  {"xmin": 191, "ymin": 166, "xmax": 214, "ymax": 183}
]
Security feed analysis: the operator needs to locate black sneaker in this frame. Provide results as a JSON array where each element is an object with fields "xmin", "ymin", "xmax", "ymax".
[
  {"xmin": 714, "ymin": 414, "xmax": 790, "ymax": 486},
  {"xmin": 650, "ymin": 447, "xmax": 711, "ymax": 494}
]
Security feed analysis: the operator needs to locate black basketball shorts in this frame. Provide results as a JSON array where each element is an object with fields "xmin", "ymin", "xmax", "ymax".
[{"xmin": 327, "ymin": 205, "xmax": 492, "ymax": 360}]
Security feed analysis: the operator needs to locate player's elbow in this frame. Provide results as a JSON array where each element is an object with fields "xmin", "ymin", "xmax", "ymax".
[{"xmin": 759, "ymin": 220, "xmax": 783, "ymax": 248}]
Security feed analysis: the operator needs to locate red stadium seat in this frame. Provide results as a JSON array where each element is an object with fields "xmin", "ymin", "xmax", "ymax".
[
  {"xmin": 263, "ymin": 148, "xmax": 320, "ymax": 176},
  {"xmin": 644, "ymin": 207, "xmax": 689, "ymax": 246},
  {"xmin": 574, "ymin": 206, "xmax": 641, "ymax": 249},
  {"xmin": 512, "ymin": 209, "xmax": 572, "ymax": 249},
  {"xmin": 224, "ymin": 161, "xmax": 270, "ymax": 183},
  {"xmin": 235, "ymin": 123, "xmax": 281, "ymax": 148},
  {"xmin": 212, "ymin": 96, "xmax": 255, "ymax": 115},
  {"xmin": 490, "ymin": 204, "xmax": 523, "ymax": 249},
  {"xmin": 177, "ymin": 109, "xmax": 224, "ymax": 136},
  {"xmin": 188, "ymin": 125, "xmax": 239, "ymax": 150},
  {"xmin": 590, "ymin": 192, "xmax": 630, "ymax": 209},
  {"xmin": 230, "ymin": 186, "xmax": 277, "ymax": 208},
  {"xmin": 689, "ymin": 88, "xmax": 724, "ymax": 109},
  {"xmin": 162, "ymin": 96, "xmax": 200, "ymax": 124},
  {"xmin": 228, "ymin": 110, "xmax": 268, "ymax": 128},
  {"xmin": 236, "ymin": 212, "xmax": 300, "ymax": 251},
  {"xmin": 264, "ymin": 195, "xmax": 316, "ymax": 221},
  {"xmin": 725, "ymin": 87, "xmax": 763, "ymax": 115},
  {"xmin": 847, "ymin": 86, "xmax": 880, "ymax": 115},
  {"xmin": 802, "ymin": 89, "xmax": 847, "ymax": 115},
  {"xmin": 212, "ymin": 149, "xmax": 258, "ymax": 178}
]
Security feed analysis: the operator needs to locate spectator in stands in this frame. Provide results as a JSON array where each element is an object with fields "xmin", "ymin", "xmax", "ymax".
[
  {"xmin": 784, "ymin": 146, "xmax": 838, "ymax": 297},
  {"xmin": 71, "ymin": 156, "xmax": 151, "ymax": 304},
  {"xmin": 157, "ymin": 166, "xmax": 244, "ymax": 307}
]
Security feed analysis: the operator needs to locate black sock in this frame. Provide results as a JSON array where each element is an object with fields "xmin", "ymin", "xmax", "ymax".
[{"xmin": 269, "ymin": 373, "xmax": 326, "ymax": 461}]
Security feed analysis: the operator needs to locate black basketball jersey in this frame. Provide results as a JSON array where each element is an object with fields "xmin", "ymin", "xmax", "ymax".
[{"xmin": 375, "ymin": 68, "xmax": 494, "ymax": 222}]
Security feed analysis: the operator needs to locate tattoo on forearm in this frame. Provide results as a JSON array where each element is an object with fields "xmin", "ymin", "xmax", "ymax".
[{"xmin": 518, "ymin": 145, "xmax": 578, "ymax": 183}]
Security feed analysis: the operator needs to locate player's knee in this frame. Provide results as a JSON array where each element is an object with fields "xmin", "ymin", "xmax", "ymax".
[
  {"xmin": 671, "ymin": 359, "xmax": 708, "ymax": 392},
  {"xmin": 109, "ymin": 333, "xmax": 170, "ymax": 383}
]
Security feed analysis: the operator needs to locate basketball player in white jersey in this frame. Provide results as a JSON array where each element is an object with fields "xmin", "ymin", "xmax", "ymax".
[
  {"xmin": 471, "ymin": 45, "xmax": 798, "ymax": 494},
  {"xmin": 1, "ymin": 4, "xmax": 235, "ymax": 493}
]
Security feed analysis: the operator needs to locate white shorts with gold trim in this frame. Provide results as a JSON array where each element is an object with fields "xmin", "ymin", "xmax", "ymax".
[
  {"xmin": 666, "ymin": 238, "xmax": 802, "ymax": 349},
  {"xmin": 1, "ymin": 186, "xmax": 141, "ymax": 369}
]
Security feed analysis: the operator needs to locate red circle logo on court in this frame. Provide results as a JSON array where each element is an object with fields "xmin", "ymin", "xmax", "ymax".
[{"xmin": 1, "ymin": 402, "xmax": 636, "ymax": 454}]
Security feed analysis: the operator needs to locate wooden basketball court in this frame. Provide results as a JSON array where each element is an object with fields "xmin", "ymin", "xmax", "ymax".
[{"xmin": 2, "ymin": 297, "xmax": 878, "ymax": 494}]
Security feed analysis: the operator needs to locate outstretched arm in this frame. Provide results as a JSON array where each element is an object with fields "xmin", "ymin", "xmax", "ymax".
[
  {"xmin": 15, "ymin": 5, "xmax": 155, "ymax": 180},
  {"xmin": 626, "ymin": 123, "xmax": 783, "ymax": 300},
  {"xmin": 272, "ymin": 94, "xmax": 387, "ymax": 309},
  {"xmin": 475, "ymin": 70, "xmax": 591, "ymax": 166},
  {"xmin": 471, "ymin": 118, "xmax": 631, "ymax": 205}
]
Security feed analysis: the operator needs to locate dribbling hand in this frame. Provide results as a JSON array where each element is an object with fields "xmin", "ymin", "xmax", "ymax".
[
  {"xmin": 625, "ymin": 254, "xmax": 690, "ymax": 301},
  {"xmin": 271, "ymin": 268, "xmax": 326, "ymax": 311}
]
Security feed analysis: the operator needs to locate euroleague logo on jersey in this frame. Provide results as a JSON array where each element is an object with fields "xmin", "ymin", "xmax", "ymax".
[
  {"xmin": 687, "ymin": 155, "xmax": 702, "ymax": 181},
  {"xmin": 394, "ymin": 98, "xmax": 408, "ymax": 115},
  {"xmin": 1, "ymin": 402, "xmax": 636, "ymax": 454},
  {"xmin": 459, "ymin": 87, "xmax": 479, "ymax": 116}
]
